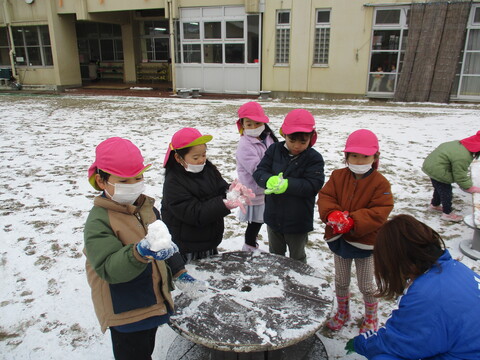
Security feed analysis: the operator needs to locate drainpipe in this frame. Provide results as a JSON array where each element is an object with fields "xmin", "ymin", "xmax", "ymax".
[
  {"xmin": 259, "ymin": 0, "xmax": 265, "ymax": 13},
  {"xmin": 168, "ymin": 0, "xmax": 176, "ymax": 93},
  {"xmin": 2, "ymin": 0, "xmax": 18, "ymax": 79}
]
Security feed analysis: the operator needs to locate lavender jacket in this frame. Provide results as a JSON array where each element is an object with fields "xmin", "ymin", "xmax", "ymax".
[{"xmin": 236, "ymin": 134, "xmax": 275, "ymax": 206}]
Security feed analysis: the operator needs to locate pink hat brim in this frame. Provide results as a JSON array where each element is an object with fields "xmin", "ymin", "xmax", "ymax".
[
  {"xmin": 163, "ymin": 134, "xmax": 212, "ymax": 167},
  {"xmin": 88, "ymin": 162, "xmax": 151, "ymax": 191}
]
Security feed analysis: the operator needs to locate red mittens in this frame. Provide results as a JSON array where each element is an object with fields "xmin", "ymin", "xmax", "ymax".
[{"xmin": 327, "ymin": 210, "xmax": 354, "ymax": 234}]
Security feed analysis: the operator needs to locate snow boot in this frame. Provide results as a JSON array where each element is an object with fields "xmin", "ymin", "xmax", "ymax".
[
  {"xmin": 360, "ymin": 301, "xmax": 378, "ymax": 333},
  {"xmin": 326, "ymin": 295, "xmax": 350, "ymax": 331}
]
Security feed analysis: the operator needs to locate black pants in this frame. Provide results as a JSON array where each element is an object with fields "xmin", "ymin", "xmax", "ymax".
[
  {"xmin": 110, "ymin": 327, "xmax": 157, "ymax": 360},
  {"xmin": 245, "ymin": 222, "xmax": 263, "ymax": 246},
  {"xmin": 430, "ymin": 178, "xmax": 453, "ymax": 214}
]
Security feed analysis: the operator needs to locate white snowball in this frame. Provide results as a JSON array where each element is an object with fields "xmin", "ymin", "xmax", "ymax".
[{"xmin": 146, "ymin": 220, "xmax": 173, "ymax": 251}]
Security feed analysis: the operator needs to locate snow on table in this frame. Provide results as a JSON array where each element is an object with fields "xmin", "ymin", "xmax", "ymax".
[{"xmin": 170, "ymin": 251, "xmax": 332, "ymax": 353}]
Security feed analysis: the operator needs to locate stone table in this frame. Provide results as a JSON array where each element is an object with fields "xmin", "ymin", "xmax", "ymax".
[{"xmin": 168, "ymin": 251, "xmax": 332, "ymax": 359}]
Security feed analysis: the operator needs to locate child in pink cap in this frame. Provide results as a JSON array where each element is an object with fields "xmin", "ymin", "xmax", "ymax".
[
  {"xmin": 162, "ymin": 127, "xmax": 252, "ymax": 263},
  {"xmin": 422, "ymin": 130, "xmax": 480, "ymax": 222},
  {"xmin": 84, "ymin": 137, "xmax": 184, "ymax": 359},
  {"xmin": 235, "ymin": 101, "xmax": 278, "ymax": 252},
  {"xmin": 317, "ymin": 129, "xmax": 394, "ymax": 334},
  {"xmin": 253, "ymin": 109, "xmax": 325, "ymax": 263}
]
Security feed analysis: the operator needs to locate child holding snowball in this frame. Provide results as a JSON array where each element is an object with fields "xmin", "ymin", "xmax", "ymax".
[
  {"xmin": 162, "ymin": 127, "xmax": 254, "ymax": 263},
  {"xmin": 84, "ymin": 137, "xmax": 183, "ymax": 360},
  {"xmin": 253, "ymin": 109, "xmax": 324, "ymax": 263},
  {"xmin": 235, "ymin": 101, "xmax": 278, "ymax": 252},
  {"xmin": 317, "ymin": 129, "xmax": 393, "ymax": 334}
]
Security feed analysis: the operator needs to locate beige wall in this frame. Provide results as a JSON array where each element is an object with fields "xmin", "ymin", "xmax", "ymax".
[
  {"xmin": 260, "ymin": 0, "xmax": 453, "ymax": 97},
  {"xmin": 261, "ymin": 0, "xmax": 375, "ymax": 96}
]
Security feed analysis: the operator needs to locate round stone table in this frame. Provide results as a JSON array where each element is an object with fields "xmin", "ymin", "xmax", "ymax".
[
  {"xmin": 168, "ymin": 251, "xmax": 332, "ymax": 359},
  {"xmin": 460, "ymin": 214, "xmax": 480, "ymax": 260}
]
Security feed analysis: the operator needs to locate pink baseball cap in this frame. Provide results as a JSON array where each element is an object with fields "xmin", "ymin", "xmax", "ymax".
[
  {"xmin": 163, "ymin": 127, "xmax": 213, "ymax": 167},
  {"xmin": 460, "ymin": 130, "xmax": 480, "ymax": 152},
  {"xmin": 236, "ymin": 101, "xmax": 270, "ymax": 134},
  {"xmin": 280, "ymin": 109, "xmax": 317, "ymax": 146},
  {"xmin": 344, "ymin": 129, "xmax": 379, "ymax": 155},
  {"xmin": 88, "ymin": 137, "xmax": 151, "ymax": 190}
]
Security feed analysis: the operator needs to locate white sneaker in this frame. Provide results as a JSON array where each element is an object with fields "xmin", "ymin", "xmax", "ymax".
[
  {"xmin": 441, "ymin": 213, "xmax": 463, "ymax": 222},
  {"xmin": 242, "ymin": 243, "xmax": 267, "ymax": 253}
]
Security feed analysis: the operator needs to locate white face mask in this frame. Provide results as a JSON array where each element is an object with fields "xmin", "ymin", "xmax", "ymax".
[
  {"xmin": 348, "ymin": 163, "xmax": 373, "ymax": 175},
  {"xmin": 185, "ymin": 162, "xmax": 206, "ymax": 173},
  {"xmin": 106, "ymin": 180, "xmax": 145, "ymax": 205},
  {"xmin": 244, "ymin": 124, "xmax": 265, "ymax": 138}
]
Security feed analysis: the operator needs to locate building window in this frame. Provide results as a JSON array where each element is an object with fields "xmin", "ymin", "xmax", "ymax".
[
  {"xmin": 76, "ymin": 22, "xmax": 123, "ymax": 63},
  {"xmin": 0, "ymin": 27, "xmax": 10, "ymax": 66},
  {"xmin": 275, "ymin": 10, "xmax": 290, "ymax": 65},
  {"xmin": 313, "ymin": 9, "xmax": 330, "ymax": 65},
  {"xmin": 178, "ymin": 7, "xmax": 259, "ymax": 65},
  {"xmin": 454, "ymin": 5, "xmax": 480, "ymax": 98},
  {"xmin": 140, "ymin": 20, "xmax": 170, "ymax": 62},
  {"xmin": 368, "ymin": 7, "xmax": 409, "ymax": 94},
  {"xmin": 11, "ymin": 25, "xmax": 53, "ymax": 67}
]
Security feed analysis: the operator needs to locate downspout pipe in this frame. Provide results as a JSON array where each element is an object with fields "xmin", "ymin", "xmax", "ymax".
[
  {"xmin": 2, "ymin": 0, "xmax": 18, "ymax": 79},
  {"xmin": 168, "ymin": 0, "xmax": 176, "ymax": 94}
]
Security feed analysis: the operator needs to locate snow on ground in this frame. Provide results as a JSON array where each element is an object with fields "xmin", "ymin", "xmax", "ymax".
[{"xmin": 0, "ymin": 93, "xmax": 479, "ymax": 360}]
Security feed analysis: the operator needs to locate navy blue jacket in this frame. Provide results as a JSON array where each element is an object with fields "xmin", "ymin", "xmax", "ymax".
[
  {"xmin": 161, "ymin": 161, "xmax": 230, "ymax": 253},
  {"xmin": 354, "ymin": 250, "xmax": 480, "ymax": 359},
  {"xmin": 253, "ymin": 142, "xmax": 324, "ymax": 234}
]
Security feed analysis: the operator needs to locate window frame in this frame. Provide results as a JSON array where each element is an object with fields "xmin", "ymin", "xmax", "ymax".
[
  {"xmin": 139, "ymin": 20, "xmax": 170, "ymax": 62},
  {"xmin": 367, "ymin": 7, "xmax": 409, "ymax": 95},
  {"xmin": 313, "ymin": 9, "xmax": 331, "ymax": 66},
  {"xmin": 179, "ymin": 8, "xmax": 253, "ymax": 65},
  {"xmin": 0, "ymin": 27, "xmax": 10, "ymax": 66},
  {"xmin": 275, "ymin": 10, "xmax": 291, "ymax": 65},
  {"xmin": 12, "ymin": 25, "xmax": 53, "ymax": 67},
  {"xmin": 454, "ymin": 3, "xmax": 480, "ymax": 99},
  {"xmin": 76, "ymin": 22, "xmax": 123, "ymax": 63}
]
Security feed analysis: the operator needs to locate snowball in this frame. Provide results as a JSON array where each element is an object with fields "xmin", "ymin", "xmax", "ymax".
[{"xmin": 145, "ymin": 220, "xmax": 173, "ymax": 251}]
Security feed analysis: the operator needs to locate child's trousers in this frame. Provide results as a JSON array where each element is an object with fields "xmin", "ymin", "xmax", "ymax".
[
  {"xmin": 333, "ymin": 253, "xmax": 377, "ymax": 303},
  {"xmin": 267, "ymin": 226, "xmax": 308, "ymax": 263},
  {"xmin": 110, "ymin": 326, "xmax": 157, "ymax": 360},
  {"xmin": 430, "ymin": 178, "xmax": 453, "ymax": 214}
]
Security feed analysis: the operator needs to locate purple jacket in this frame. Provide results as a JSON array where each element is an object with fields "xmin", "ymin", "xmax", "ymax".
[{"xmin": 236, "ymin": 134, "xmax": 275, "ymax": 206}]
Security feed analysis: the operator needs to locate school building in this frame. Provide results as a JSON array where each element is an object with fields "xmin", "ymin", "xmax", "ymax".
[{"xmin": 1, "ymin": 0, "xmax": 479, "ymax": 102}]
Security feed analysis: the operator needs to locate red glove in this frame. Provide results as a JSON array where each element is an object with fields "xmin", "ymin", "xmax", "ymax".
[{"xmin": 327, "ymin": 211, "xmax": 354, "ymax": 234}]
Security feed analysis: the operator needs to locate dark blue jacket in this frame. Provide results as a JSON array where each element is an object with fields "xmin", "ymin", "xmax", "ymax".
[
  {"xmin": 354, "ymin": 250, "xmax": 480, "ymax": 360},
  {"xmin": 253, "ymin": 142, "xmax": 324, "ymax": 234}
]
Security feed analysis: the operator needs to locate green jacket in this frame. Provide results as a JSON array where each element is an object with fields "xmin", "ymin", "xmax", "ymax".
[
  {"xmin": 422, "ymin": 140, "xmax": 474, "ymax": 189},
  {"xmin": 84, "ymin": 194, "xmax": 174, "ymax": 333}
]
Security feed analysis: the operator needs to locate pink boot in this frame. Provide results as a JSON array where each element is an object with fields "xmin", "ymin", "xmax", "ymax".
[
  {"xmin": 326, "ymin": 296, "xmax": 350, "ymax": 331},
  {"xmin": 360, "ymin": 301, "xmax": 378, "ymax": 333}
]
